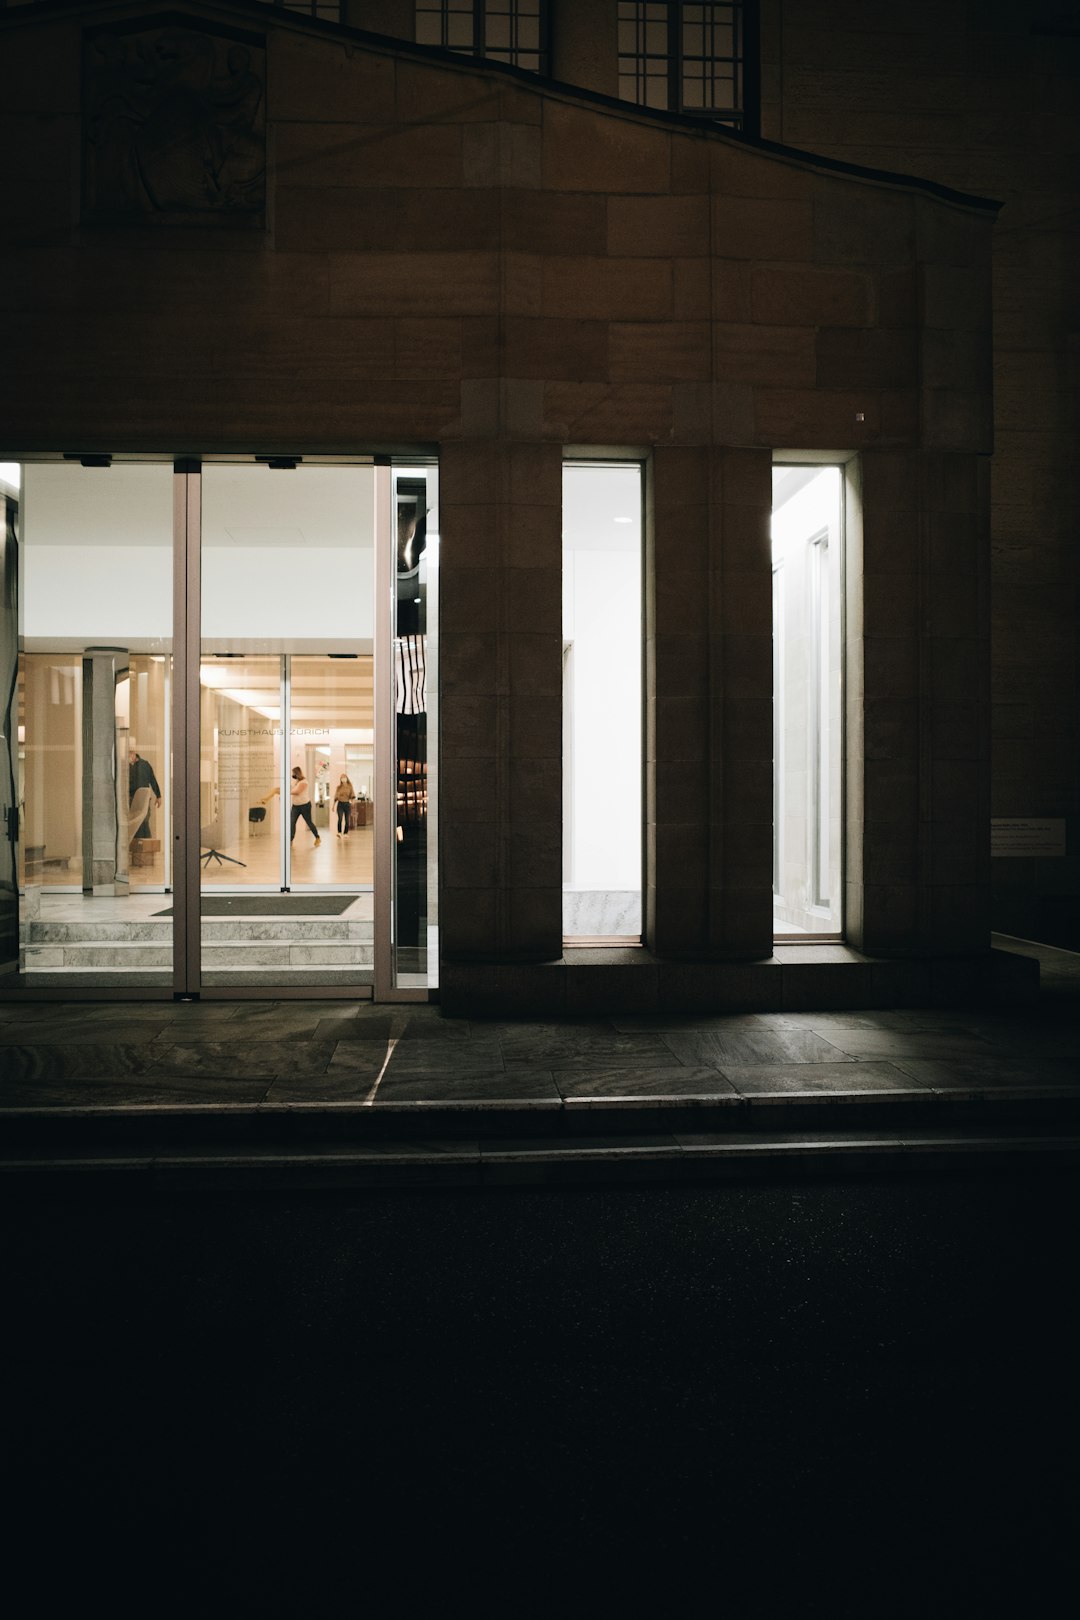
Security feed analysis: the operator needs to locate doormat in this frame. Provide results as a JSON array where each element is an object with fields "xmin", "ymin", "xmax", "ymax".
[{"xmin": 154, "ymin": 895, "xmax": 358, "ymax": 918}]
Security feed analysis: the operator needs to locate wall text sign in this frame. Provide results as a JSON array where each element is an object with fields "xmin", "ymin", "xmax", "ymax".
[{"xmin": 991, "ymin": 818, "xmax": 1066, "ymax": 858}]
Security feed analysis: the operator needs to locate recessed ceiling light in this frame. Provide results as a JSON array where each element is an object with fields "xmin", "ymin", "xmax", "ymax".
[{"xmin": 614, "ymin": 516, "xmax": 633, "ymax": 524}]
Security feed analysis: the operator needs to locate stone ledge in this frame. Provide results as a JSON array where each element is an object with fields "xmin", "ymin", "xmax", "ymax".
[
  {"xmin": 439, "ymin": 946, "xmax": 1037, "ymax": 1017},
  {"xmin": 2, "ymin": 1128, "xmax": 1076, "ymax": 1191}
]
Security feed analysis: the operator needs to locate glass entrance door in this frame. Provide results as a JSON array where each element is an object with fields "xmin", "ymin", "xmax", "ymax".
[
  {"xmin": 4, "ymin": 455, "xmax": 436, "ymax": 999},
  {"xmin": 198, "ymin": 464, "xmax": 376, "ymax": 989}
]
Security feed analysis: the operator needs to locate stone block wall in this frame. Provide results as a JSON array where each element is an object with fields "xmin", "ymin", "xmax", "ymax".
[
  {"xmin": 759, "ymin": 0, "xmax": 1080, "ymax": 943},
  {"xmin": 852, "ymin": 448, "xmax": 992, "ymax": 958},
  {"xmin": 648, "ymin": 445, "xmax": 773, "ymax": 961},
  {"xmin": 0, "ymin": 4, "xmax": 999, "ymax": 995},
  {"xmin": 439, "ymin": 439, "xmax": 563, "ymax": 961}
]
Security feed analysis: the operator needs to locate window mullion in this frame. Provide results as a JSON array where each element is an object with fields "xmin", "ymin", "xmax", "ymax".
[{"xmin": 670, "ymin": 3, "xmax": 680, "ymax": 113}]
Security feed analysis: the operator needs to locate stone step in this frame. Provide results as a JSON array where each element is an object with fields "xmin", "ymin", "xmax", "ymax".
[
  {"xmin": 201, "ymin": 966, "xmax": 374, "ymax": 987},
  {"xmin": 23, "ymin": 939, "xmax": 374, "ymax": 970},
  {"xmin": 16, "ymin": 965, "xmax": 372, "ymax": 988},
  {"xmin": 23, "ymin": 918, "xmax": 373, "ymax": 944}
]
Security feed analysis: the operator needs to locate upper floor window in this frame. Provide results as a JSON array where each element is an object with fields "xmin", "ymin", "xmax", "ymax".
[
  {"xmin": 415, "ymin": 1, "xmax": 547, "ymax": 73},
  {"xmin": 269, "ymin": 1, "xmax": 342, "ymax": 21},
  {"xmin": 618, "ymin": 2, "xmax": 751, "ymax": 127}
]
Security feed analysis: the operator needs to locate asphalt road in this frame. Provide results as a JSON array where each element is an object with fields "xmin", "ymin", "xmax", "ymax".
[{"xmin": 5, "ymin": 1166, "xmax": 1076, "ymax": 1616}]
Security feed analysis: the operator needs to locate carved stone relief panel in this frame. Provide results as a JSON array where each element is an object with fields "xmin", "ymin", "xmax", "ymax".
[{"xmin": 83, "ymin": 16, "xmax": 266, "ymax": 228}]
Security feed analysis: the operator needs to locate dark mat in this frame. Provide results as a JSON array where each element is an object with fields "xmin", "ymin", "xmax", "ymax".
[{"xmin": 154, "ymin": 894, "xmax": 357, "ymax": 918}]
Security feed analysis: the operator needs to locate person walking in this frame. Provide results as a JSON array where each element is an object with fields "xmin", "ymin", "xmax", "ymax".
[
  {"xmin": 288, "ymin": 766, "xmax": 320, "ymax": 847},
  {"xmin": 333, "ymin": 773, "xmax": 354, "ymax": 838},
  {"xmin": 128, "ymin": 748, "xmax": 161, "ymax": 839}
]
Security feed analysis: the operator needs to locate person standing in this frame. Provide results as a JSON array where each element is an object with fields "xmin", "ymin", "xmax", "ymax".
[
  {"xmin": 333, "ymin": 773, "xmax": 354, "ymax": 838},
  {"xmin": 128, "ymin": 747, "xmax": 161, "ymax": 839}
]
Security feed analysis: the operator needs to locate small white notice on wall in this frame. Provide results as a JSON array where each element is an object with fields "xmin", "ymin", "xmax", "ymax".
[{"xmin": 991, "ymin": 818, "xmax": 1067, "ymax": 858}]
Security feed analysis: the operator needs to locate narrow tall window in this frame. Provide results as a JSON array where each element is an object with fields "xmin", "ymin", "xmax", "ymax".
[
  {"xmin": 772, "ymin": 465, "xmax": 844, "ymax": 941},
  {"xmin": 563, "ymin": 464, "xmax": 643, "ymax": 945},
  {"xmin": 617, "ymin": 1, "xmax": 753, "ymax": 128},
  {"xmin": 416, "ymin": 1, "xmax": 547, "ymax": 73}
]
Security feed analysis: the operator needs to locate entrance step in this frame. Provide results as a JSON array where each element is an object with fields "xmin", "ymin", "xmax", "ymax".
[
  {"xmin": 201, "ymin": 966, "xmax": 373, "ymax": 987},
  {"xmin": 22, "ymin": 919, "xmax": 373, "ymax": 944},
  {"xmin": 18, "ymin": 964, "xmax": 371, "ymax": 987},
  {"xmin": 23, "ymin": 939, "xmax": 374, "ymax": 970},
  {"xmin": 21, "ymin": 913, "xmax": 374, "ymax": 974}
]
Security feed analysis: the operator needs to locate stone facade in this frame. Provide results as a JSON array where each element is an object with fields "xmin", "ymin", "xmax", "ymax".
[
  {"xmin": 338, "ymin": 0, "xmax": 1079, "ymax": 950},
  {"xmin": 1, "ymin": 1, "xmax": 1002, "ymax": 1008}
]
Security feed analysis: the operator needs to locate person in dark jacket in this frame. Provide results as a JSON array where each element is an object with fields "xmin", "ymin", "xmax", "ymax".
[{"xmin": 128, "ymin": 748, "xmax": 161, "ymax": 839}]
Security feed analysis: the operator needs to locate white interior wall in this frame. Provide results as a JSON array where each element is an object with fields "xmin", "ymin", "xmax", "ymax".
[
  {"xmin": 771, "ymin": 466, "xmax": 843, "ymax": 935},
  {"xmin": 563, "ymin": 464, "xmax": 642, "ymax": 897}
]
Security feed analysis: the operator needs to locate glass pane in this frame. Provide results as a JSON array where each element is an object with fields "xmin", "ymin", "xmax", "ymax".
[
  {"xmin": 200, "ymin": 464, "xmax": 375, "ymax": 988},
  {"xmin": 198, "ymin": 654, "xmax": 282, "ymax": 890},
  {"xmin": 708, "ymin": 72, "xmax": 736, "ymax": 111},
  {"xmin": 290, "ymin": 654, "xmax": 374, "ymax": 891},
  {"xmin": 0, "ymin": 475, "xmax": 17, "ymax": 970},
  {"xmin": 415, "ymin": 16, "xmax": 441, "ymax": 45},
  {"xmin": 771, "ymin": 466, "xmax": 844, "ymax": 939},
  {"xmin": 392, "ymin": 470, "xmax": 436, "ymax": 988},
  {"xmin": 563, "ymin": 464, "xmax": 642, "ymax": 943},
  {"xmin": 17, "ymin": 462, "xmax": 173, "ymax": 986}
]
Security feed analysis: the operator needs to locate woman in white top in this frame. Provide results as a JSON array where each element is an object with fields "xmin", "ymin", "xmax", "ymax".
[
  {"xmin": 287, "ymin": 767, "xmax": 320, "ymax": 846},
  {"xmin": 262, "ymin": 769, "xmax": 322, "ymax": 846}
]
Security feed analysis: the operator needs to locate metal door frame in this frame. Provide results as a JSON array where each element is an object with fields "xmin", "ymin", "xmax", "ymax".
[{"xmin": 172, "ymin": 459, "xmax": 201, "ymax": 997}]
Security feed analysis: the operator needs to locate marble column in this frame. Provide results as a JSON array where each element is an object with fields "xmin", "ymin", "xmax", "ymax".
[{"xmin": 82, "ymin": 648, "xmax": 130, "ymax": 894}]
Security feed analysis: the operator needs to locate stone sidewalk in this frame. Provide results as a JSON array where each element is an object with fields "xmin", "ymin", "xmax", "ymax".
[{"xmin": 2, "ymin": 936, "xmax": 1077, "ymax": 1182}]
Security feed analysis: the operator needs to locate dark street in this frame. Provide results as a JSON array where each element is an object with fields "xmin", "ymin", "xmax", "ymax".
[{"xmin": 5, "ymin": 1165, "xmax": 1076, "ymax": 1615}]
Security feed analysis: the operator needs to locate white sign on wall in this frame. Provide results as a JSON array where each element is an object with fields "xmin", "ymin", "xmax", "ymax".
[{"xmin": 991, "ymin": 818, "xmax": 1067, "ymax": 858}]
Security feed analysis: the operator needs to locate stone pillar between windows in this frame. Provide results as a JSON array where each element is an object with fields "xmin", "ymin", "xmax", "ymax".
[
  {"xmin": 438, "ymin": 438, "xmax": 564, "ymax": 966},
  {"xmin": 849, "ymin": 448, "xmax": 991, "ymax": 958},
  {"xmin": 82, "ymin": 649, "xmax": 130, "ymax": 895},
  {"xmin": 649, "ymin": 443, "xmax": 773, "ymax": 961}
]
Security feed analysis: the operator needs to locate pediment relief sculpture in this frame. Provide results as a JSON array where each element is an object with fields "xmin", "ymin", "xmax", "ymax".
[{"xmin": 83, "ymin": 17, "xmax": 266, "ymax": 227}]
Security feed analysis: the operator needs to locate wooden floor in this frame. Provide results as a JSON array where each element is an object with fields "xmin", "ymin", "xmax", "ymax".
[
  {"xmin": 201, "ymin": 822, "xmax": 374, "ymax": 888},
  {"xmin": 103, "ymin": 821, "xmax": 374, "ymax": 890}
]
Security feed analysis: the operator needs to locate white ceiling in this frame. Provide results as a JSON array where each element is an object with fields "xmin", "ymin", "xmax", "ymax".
[{"xmin": 22, "ymin": 464, "xmax": 376, "ymax": 550}]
